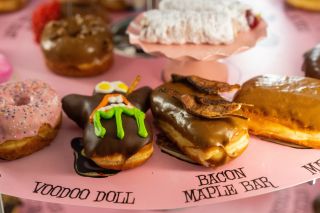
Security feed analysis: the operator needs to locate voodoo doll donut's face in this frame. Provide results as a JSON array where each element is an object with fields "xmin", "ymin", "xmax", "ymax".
[{"xmin": 89, "ymin": 93, "xmax": 148, "ymax": 140}]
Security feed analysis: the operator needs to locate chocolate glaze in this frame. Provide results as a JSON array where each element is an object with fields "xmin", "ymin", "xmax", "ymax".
[
  {"xmin": 41, "ymin": 14, "xmax": 112, "ymax": 65},
  {"xmin": 303, "ymin": 44, "xmax": 320, "ymax": 79},
  {"xmin": 234, "ymin": 75, "xmax": 320, "ymax": 130},
  {"xmin": 62, "ymin": 87, "xmax": 153, "ymax": 157},
  {"xmin": 151, "ymin": 82, "xmax": 247, "ymax": 149}
]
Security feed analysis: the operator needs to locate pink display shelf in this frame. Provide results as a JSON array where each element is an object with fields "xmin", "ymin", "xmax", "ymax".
[
  {"xmin": 18, "ymin": 182, "xmax": 320, "ymax": 213},
  {"xmin": 0, "ymin": 0, "xmax": 320, "ymax": 211}
]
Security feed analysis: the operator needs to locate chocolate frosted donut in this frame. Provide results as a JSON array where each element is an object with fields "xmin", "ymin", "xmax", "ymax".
[
  {"xmin": 62, "ymin": 80, "xmax": 154, "ymax": 170},
  {"xmin": 151, "ymin": 75, "xmax": 249, "ymax": 167},
  {"xmin": 303, "ymin": 44, "xmax": 320, "ymax": 79},
  {"xmin": 41, "ymin": 14, "xmax": 113, "ymax": 77}
]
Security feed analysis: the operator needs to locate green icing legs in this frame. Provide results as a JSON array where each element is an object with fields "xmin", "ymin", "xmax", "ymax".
[{"xmin": 93, "ymin": 106, "xmax": 148, "ymax": 139}]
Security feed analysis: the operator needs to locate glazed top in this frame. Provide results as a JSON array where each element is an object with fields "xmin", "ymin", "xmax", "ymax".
[
  {"xmin": 151, "ymin": 82, "xmax": 247, "ymax": 149},
  {"xmin": 62, "ymin": 87, "xmax": 152, "ymax": 158},
  {"xmin": 234, "ymin": 75, "xmax": 320, "ymax": 130},
  {"xmin": 0, "ymin": 80, "xmax": 61, "ymax": 143},
  {"xmin": 41, "ymin": 14, "xmax": 112, "ymax": 65},
  {"xmin": 303, "ymin": 44, "xmax": 320, "ymax": 79}
]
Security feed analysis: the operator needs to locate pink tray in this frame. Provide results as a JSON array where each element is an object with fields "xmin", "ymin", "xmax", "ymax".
[
  {"xmin": 18, "ymin": 182, "xmax": 320, "ymax": 213},
  {"xmin": 1, "ymin": 0, "xmax": 320, "ymax": 210}
]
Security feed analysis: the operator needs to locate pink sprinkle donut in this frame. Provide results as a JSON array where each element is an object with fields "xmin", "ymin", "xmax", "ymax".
[
  {"xmin": 0, "ymin": 54, "xmax": 12, "ymax": 83},
  {"xmin": 0, "ymin": 80, "xmax": 62, "ymax": 160}
]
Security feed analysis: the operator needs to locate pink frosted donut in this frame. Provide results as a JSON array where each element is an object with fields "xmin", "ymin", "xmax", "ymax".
[{"xmin": 0, "ymin": 80, "xmax": 62, "ymax": 160}]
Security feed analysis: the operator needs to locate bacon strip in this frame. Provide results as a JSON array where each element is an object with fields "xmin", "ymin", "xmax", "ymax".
[
  {"xmin": 171, "ymin": 74, "xmax": 240, "ymax": 94},
  {"xmin": 180, "ymin": 94, "xmax": 243, "ymax": 118},
  {"xmin": 160, "ymin": 87, "xmax": 248, "ymax": 119}
]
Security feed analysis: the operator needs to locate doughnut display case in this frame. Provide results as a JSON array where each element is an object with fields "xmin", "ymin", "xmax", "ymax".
[{"xmin": 1, "ymin": 0, "xmax": 320, "ymax": 212}]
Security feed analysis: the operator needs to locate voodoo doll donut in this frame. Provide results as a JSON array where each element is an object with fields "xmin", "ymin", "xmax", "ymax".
[{"xmin": 62, "ymin": 78, "xmax": 153, "ymax": 170}]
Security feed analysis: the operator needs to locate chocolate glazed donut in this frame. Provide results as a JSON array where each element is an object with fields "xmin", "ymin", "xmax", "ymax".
[
  {"xmin": 62, "ymin": 86, "xmax": 154, "ymax": 170},
  {"xmin": 41, "ymin": 14, "xmax": 113, "ymax": 77}
]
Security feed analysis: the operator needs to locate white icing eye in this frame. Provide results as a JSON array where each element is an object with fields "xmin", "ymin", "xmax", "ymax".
[
  {"xmin": 95, "ymin": 81, "xmax": 113, "ymax": 94},
  {"xmin": 111, "ymin": 81, "xmax": 128, "ymax": 93}
]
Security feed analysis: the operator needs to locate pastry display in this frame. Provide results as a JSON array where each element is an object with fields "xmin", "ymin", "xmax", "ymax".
[
  {"xmin": 0, "ymin": 53, "xmax": 12, "ymax": 83},
  {"xmin": 139, "ymin": 1, "xmax": 259, "ymax": 45},
  {"xmin": 303, "ymin": 44, "xmax": 320, "ymax": 79},
  {"xmin": 0, "ymin": 80, "xmax": 62, "ymax": 160},
  {"xmin": 234, "ymin": 75, "xmax": 320, "ymax": 148},
  {"xmin": 151, "ymin": 74, "xmax": 249, "ymax": 167},
  {"xmin": 1, "ymin": 0, "xmax": 320, "ymax": 209},
  {"xmin": 62, "ymin": 79, "xmax": 154, "ymax": 170},
  {"xmin": 286, "ymin": 0, "xmax": 320, "ymax": 11},
  {"xmin": 40, "ymin": 14, "xmax": 113, "ymax": 77},
  {"xmin": 0, "ymin": 0, "xmax": 27, "ymax": 13}
]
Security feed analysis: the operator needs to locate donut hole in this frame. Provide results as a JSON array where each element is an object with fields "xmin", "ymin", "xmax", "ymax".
[{"xmin": 15, "ymin": 96, "xmax": 30, "ymax": 106}]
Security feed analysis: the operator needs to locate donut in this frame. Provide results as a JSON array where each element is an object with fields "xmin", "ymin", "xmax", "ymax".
[
  {"xmin": 234, "ymin": 75, "xmax": 320, "ymax": 148},
  {"xmin": 62, "ymin": 79, "xmax": 154, "ymax": 170},
  {"xmin": 151, "ymin": 75, "xmax": 249, "ymax": 167},
  {"xmin": 303, "ymin": 44, "xmax": 320, "ymax": 79},
  {"xmin": 0, "ymin": 0, "xmax": 27, "ymax": 13},
  {"xmin": 40, "ymin": 14, "xmax": 113, "ymax": 77},
  {"xmin": 139, "ymin": 0, "xmax": 259, "ymax": 45},
  {"xmin": 0, "ymin": 80, "xmax": 62, "ymax": 160}
]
